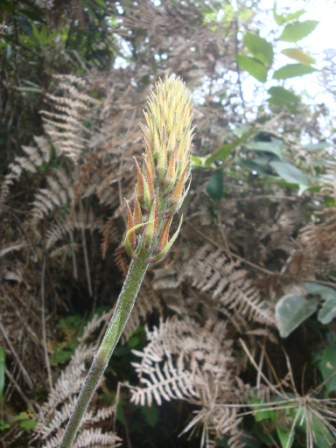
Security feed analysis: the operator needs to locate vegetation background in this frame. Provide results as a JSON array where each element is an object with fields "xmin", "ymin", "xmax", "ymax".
[{"xmin": 1, "ymin": 1, "xmax": 336, "ymax": 447}]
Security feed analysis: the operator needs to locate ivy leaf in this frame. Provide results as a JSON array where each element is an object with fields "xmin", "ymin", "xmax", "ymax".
[
  {"xmin": 279, "ymin": 20, "xmax": 319, "ymax": 42},
  {"xmin": 281, "ymin": 48, "xmax": 315, "ymax": 65},
  {"xmin": 244, "ymin": 32, "xmax": 274, "ymax": 65},
  {"xmin": 236, "ymin": 54, "xmax": 268, "ymax": 82},
  {"xmin": 275, "ymin": 294, "xmax": 317, "ymax": 338}
]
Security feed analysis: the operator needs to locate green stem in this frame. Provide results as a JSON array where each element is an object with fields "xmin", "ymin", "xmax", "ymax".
[{"xmin": 59, "ymin": 257, "xmax": 149, "ymax": 448}]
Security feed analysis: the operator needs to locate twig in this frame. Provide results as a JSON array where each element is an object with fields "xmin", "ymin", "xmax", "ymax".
[
  {"xmin": 5, "ymin": 368, "xmax": 37, "ymax": 410},
  {"xmin": 0, "ymin": 319, "xmax": 33, "ymax": 389},
  {"xmin": 79, "ymin": 202, "xmax": 93, "ymax": 297},
  {"xmin": 187, "ymin": 222, "xmax": 276, "ymax": 276}
]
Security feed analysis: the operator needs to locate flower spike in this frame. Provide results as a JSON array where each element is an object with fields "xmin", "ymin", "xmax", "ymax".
[{"xmin": 124, "ymin": 75, "xmax": 193, "ymax": 263}]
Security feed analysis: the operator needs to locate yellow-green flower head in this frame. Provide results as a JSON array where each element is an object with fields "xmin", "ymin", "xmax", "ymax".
[
  {"xmin": 138, "ymin": 76, "xmax": 193, "ymax": 211},
  {"xmin": 125, "ymin": 75, "xmax": 193, "ymax": 262}
]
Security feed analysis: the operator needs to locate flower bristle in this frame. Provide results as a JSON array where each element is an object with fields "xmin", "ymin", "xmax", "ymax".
[{"xmin": 124, "ymin": 75, "xmax": 193, "ymax": 263}]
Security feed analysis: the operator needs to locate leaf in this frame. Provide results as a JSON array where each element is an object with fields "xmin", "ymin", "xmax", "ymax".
[
  {"xmin": 245, "ymin": 138, "xmax": 283, "ymax": 159},
  {"xmin": 276, "ymin": 426, "xmax": 294, "ymax": 448},
  {"xmin": 304, "ymin": 282, "xmax": 336, "ymax": 300},
  {"xmin": 236, "ymin": 54, "xmax": 268, "ymax": 82},
  {"xmin": 318, "ymin": 346, "xmax": 336, "ymax": 395},
  {"xmin": 206, "ymin": 170, "xmax": 223, "ymax": 200},
  {"xmin": 244, "ymin": 32, "xmax": 274, "ymax": 65},
  {"xmin": 303, "ymin": 142, "xmax": 330, "ymax": 151},
  {"xmin": 275, "ymin": 294, "xmax": 317, "ymax": 338},
  {"xmin": 273, "ymin": 63, "xmax": 317, "ymax": 79},
  {"xmin": 318, "ymin": 298, "xmax": 336, "ymax": 325},
  {"xmin": 0, "ymin": 347, "xmax": 5, "ymax": 404},
  {"xmin": 279, "ymin": 20, "xmax": 319, "ymax": 42},
  {"xmin": 249, "ymin": 397, "xmax": 275, "ymax": 422},
  {"xmin": 273, "ymin": 4, "xmax": 305, "ymax": 26},
  {"xmin": 268, "ymin": 86, "xmax": 300, "ymax": 106},
  {"xmin": 281, "ymin": 48, "xmax": 315, "ymax": 65},
  {"xmin": 207, "ymin": 128, "xmax": 256, "ymax": 165},
  {"xmin": 140, "ymin": 404, "xmax": 159, "ymax": 428},
  {"xmin": 270, "ymin": 161, "xmax": 309, "ymax": 191}
]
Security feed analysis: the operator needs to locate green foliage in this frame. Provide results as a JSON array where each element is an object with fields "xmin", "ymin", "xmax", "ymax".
[
  {"xmin": 236, "ymin": 54, "xmax": 268, "ymax": 83},
  {"xmin": 279, "ymin": 20, "xmax": 319, "ymax": 43},
  {"xmin": 50, "ymin": 315, "xmax": 82, "ymax": 366},
  {"xmin": 319, "ymin": 346, "xmax": 336, "ymax": 395},
  {"xmin": 0, "ymin": 419, "xmax": 10, "ymax": 432},
  {"xmin": 244, "ymin": 32, "xmax": 274, "ymax": 65},
  {"xmin": 273, "ymin": 63, "xmax": 318, "ymax": 80},
  {"xmin": 273, "ymin": 4, "xmax": 305, "ymax": 25},
  {"xmin": 237, "ymin": 4, "xmax": 318, "ymax": 87},
  {"xmin": 268, "ymin": 86, "xmax": 301, "ymax": 106},
  {"xmin": 13, "ymin": 411, "xmax": 37, "ymax": 431},
  {"xmin": 275, "ymin": 294, "xmax": 317, "ymax": 338},
  {"xmin": 206, "ymin": 169, "xmax": 224, "ymax": 200},
  {"xmin": 281, "ymin": 48, "xmax": 315, "ymax": 65}
]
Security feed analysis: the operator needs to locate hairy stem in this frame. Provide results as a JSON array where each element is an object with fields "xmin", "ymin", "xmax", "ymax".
[{"xmin": 59, "ymin": 257, "xmax": 148, "ymax": 448}]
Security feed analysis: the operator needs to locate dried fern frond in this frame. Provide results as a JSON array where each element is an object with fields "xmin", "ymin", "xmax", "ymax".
[
  {"xmin": 1, "ymin": 135, "xmax": 52, "ymax": 205},
  {"xmin": 34, "ymin": 312, "xmax": 121, "ymax": 448},
  {"xmin": 31, "ymin": 168, "xmax": 75, "ymax": 221},
  {"xmin": 191, "ymin": 244, "xmax": 274, "ymax": 325},
  {"xmin": 46, "ymin": 208, "xmax": 102, "ymax": 250},
  {"xmin": 131, "ymin": 316, "xmax": 244, "ymax": 447},
  {"xmin": 41, "ymin": 75, "xmax": 100, "ymax": 163},
  {"xmin": 300, "ymin": 208, "xmax": 336, "ymax": 268}
]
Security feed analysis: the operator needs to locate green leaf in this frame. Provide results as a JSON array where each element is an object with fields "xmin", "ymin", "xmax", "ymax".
[
  {"xmin": 140, "ymin": 405, "xmax": 159, "ymax": 428},
  {"xmin": 304, "ymin": 142, "xmax": 330, "ymax": 151},
  {"xmin": 236, "ymin": 55, "xmax": 268, "ymax": 82},
  {"xmin": 270, "ymin": 161, "xmax": 309, "ymax": 191},
  {"xmin": 281, "ymin": 48, "xmax": 315, "ymax": 65},
  {"xmin": 249, "ymin": 397, "xmax": 275, "ymax": 422},
  {"xmin": 244, "ymin": 32, "xmax": 274, "ymax": 65},
  {"xmin": 0, "ymin": 419, "xmax": 10, "ymax": 431},
  {"xmin": 275, "ymin": 294, "xmax": 317, "ymax": 338},
  {"xmin": 268, "ymin": 86, "xmax": 300, "ymax": 106},
  {"xmin": 318, "ymin": 298, "xmax": 336, "ymax": 325},
  {"xmin": 276, "ymin": 426, "xmax": 294, "ymax": 448},
  {"xmin": 207, "ymin": 128, "xmax": 256, "ymax": 165},
  {"xmin": 294, "ymin": 406, "xmax": 335, "ymax": 447},
  {"xmin": 245, "ymin": 138, "xmax": 283, "ymax": 159},
  {"xmin": 273, "ymin": 63, "xmax": 317, "ymax": 79},
  {"xmin": 304, "ymin": 282, "xmax": 336, "ymax": 300},
  {"xmin": 20, "ymin": 418, "xmax": 37, "ymax": 431},
  {"xmin": 318, "ymin": 346, "xmax": 336, "ymax": 395},
  {"xmin": 0, "ymin": 347, "xmax": 5, "ymax": 404},
  {"xmin": 206, "ymin": 170, "xmax": 224, "ymax": 200},
  {"xmin": 279, "ymin": 20, "xmax": 319, "ymax": 42},
  {"xmin": 273, "ymin": 4, "xmax": 305, "ymax": 25}
]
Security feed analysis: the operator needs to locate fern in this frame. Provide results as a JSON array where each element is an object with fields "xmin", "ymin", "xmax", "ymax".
[
  {"xmin": 191, "ymin": 244, "xmax": 274, "ymax": 324},
  {"xmin": 0, "ymin": 135, "xmax": 52, "ymax": 205},
  {"xmin": 131, "ymin": 316, "xmax": 244, "ymax": 447},
  {"xmin": 34, "ymin": 313, "xmax": 121, "ymax": 448}
]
